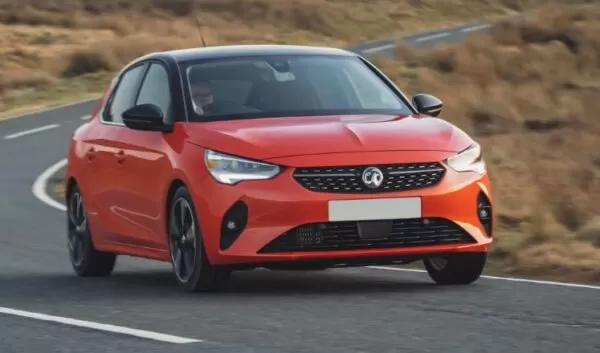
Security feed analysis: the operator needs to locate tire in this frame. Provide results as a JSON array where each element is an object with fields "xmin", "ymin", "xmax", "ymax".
[
  {"xmin": 167, "ymin": 186, "xmax": 231, "ymax": 292},
  {"xmin": 423, "ymin": 252, "xmax": 487, "ymax": 285},
  {"xmin": 67, "ymin": 184, "xmax": 117, "ymax": 277}
]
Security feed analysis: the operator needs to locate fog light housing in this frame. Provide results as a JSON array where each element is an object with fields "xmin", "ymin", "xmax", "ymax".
[
  {"xmin": 477, "ymin": 192, "xmax": 493, "ymax": 237},
  {"xmin": 220, "ymin": 200, "xmax": 248, "ymax": 250}
]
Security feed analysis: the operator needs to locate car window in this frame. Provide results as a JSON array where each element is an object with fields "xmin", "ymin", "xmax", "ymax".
[
  {"xmin": 183, "ymin": 55, "xmax": 413, "ymax": 121},
  {"xmin": 106, "ymin": 65, "xmax": 144, "ymax": 124},
  {"xmin": 136, "ymin": 63, "xmax": 172, "ymax": 120},
  {"xmin": 295, "ymin": 64, "xmax": 357, "ymax": 110},
  {"xmin": 340, "ymin": 63, "xmax": 405, "ymax": 110}
]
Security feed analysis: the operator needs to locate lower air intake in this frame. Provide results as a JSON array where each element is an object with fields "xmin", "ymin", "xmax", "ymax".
[{"xmin": 259, "ymin": 218, "xmax": 475, "ymax": 253}]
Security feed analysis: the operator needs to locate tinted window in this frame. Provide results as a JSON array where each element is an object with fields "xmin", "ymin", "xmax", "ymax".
[
  {"xmin": 183, "ymin": 55, "xmax": 412, "ymax": 121},
  {"xmin": 136, "ymin": 63, "xmax": 172, "ymax": 119},
  {"xmin": 208, "ymin": 80, "xmax": 253, "ymax": 106},
  {"xmin": 106, "ymin": 65, "xmax": 144, "ymax": 124}
]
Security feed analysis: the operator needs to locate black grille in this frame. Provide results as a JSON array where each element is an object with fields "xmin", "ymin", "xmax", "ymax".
[
  {"xmin": 293, "ymin": 162, "xmax": 445, "ymax": 193},
  {"xmin": 259, "ymin": 218, "xmax": 475, "ymax": 253}
]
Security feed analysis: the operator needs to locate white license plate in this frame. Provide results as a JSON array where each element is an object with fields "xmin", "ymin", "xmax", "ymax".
[{"xmin": 328, "ymin": 197, "xmax": 421, "ymax": 222}]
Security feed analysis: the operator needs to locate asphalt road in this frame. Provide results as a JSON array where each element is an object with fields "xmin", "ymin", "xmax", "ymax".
[{"xmin": 1, "ymin": 20, "xmax": 599, "ymax": 353}]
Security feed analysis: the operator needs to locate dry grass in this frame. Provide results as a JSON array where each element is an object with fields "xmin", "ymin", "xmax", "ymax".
[
  {"xmin": 0, "ymin": 0, "xmax": 587, "ymax": 115},
  {"xmin": 373, "ymin": 4, "xmax": 600, "ymax": 283}
]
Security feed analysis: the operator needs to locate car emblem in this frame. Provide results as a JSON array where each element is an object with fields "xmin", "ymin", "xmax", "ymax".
[{"xmin": 362, "ymin": 167, "xmax": 384, "ymax": 189}]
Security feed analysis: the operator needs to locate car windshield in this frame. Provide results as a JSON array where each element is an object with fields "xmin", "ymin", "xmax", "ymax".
[{"xmin": 182, "ymin": 54, "xmax": 414, "ymax": 121}]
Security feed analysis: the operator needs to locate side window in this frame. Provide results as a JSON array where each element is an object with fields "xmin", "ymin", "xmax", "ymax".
[
  {"xmin": 106, "ymin": 65, "xmax": 144, "ymax": 124},
  {"xmin": 136, "ymin": 63, "xmax": 172, "ymax": 120}
]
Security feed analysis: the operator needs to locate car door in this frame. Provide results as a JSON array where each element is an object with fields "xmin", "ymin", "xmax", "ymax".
[
  {"xmin": 92, "ymin": 63, "xmax": 148, "ymax": 245},
  {"xmin": 109, "ymin": 61, "xmax": 176, "ymax": 250},
  {"xmin": 76, "ymin": 121, "xmax": 114, "ymax": 235}
]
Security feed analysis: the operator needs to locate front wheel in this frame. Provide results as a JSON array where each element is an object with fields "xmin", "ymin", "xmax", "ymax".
[
  {"xmin": 424, "ymin": 252, "xmax": 487, "ymax": 285},
  {"xmin": 167, "ymin": 186, "xmax": 231, "ymax": 292},
  {"xmin": 67, "ymin": 184, "xmax": 117, "ymax": 277}
]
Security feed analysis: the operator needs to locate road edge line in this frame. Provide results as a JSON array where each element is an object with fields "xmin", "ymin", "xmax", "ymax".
[
  {"xmin": 1, "ymin": 99, "xmax": 98, "ymax": 122},
  {"xmin": 366, "ymin": 266, "xmax": 600, "ymax": 290}
]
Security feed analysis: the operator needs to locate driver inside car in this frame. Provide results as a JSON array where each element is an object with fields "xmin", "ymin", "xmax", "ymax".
[{"xmin": 190, "ymin": 81, "xmax": 215, "ymax": 115}]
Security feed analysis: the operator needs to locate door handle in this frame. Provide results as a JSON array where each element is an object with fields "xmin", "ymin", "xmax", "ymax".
[
  {"xmin": 116, "ymin": 150, "xmax": 126, "ymax": 164},
  {"xmin": 86, "ymin": 147, "xmax": 96, "ymax": 161}
]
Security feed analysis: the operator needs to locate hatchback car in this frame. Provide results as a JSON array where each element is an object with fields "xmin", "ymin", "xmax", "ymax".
[{"xmin": 65, "ymin": 44, "xmax": 493, "ymax": 292}]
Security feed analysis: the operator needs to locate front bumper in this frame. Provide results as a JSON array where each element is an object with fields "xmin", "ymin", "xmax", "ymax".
[{"xmin": 190, "ymin": 150, "xmax": 493, "ymax": 266}]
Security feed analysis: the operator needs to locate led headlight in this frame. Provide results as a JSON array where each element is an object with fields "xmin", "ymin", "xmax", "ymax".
[
  {"xmin": 445, "ymin": 143, "xmax": 486, "ymax": 175},
  {"xmin": 204, "ymin": 150, "xmax": 282, "ymax": 185}
]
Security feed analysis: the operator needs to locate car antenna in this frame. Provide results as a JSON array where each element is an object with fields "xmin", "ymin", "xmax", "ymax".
[{"xmin": 194, "ymin": 15, "xmax": 208, "ymax": 47}]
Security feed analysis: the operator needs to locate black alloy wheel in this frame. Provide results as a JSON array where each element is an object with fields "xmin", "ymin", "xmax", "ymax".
[
  {"xmin": 168, "ymin": 186, "xmax": 231, "ymax": 292},
  {"xmin": 67, "ymin": 184, "xmax": 116, "ymax": 276},
  {"xmin": 169, "ymin": 196, "xmax": 198, "ymax": 284}
]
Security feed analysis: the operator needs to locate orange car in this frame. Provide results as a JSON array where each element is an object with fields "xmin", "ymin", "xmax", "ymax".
[{"xmin": 65, "ymin": 45, "xmax": 493, "ymax": 292}]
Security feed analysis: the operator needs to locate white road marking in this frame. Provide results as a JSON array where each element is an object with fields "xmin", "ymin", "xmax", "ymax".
[
  {"xmin": 461, "ymin": 23, "xmax": 492, "ymax": 32},
  {"xmin": 367, "ymin": 266, "xmax": 600, "ymax": 290},
  {"xmin": 80, "ymin": 115, "xmax": 91, "ymax": 120},
  {"xmin": 413, "ymin": 32, "xmax": 450, "ymax": 43},
  {"xmin": 33, "ymin": 158, "xmax": 600, "ymax": 291},
  {"xmin": 32, "ymin": 158, "xmax": 67, "ymax": 212},
  {"xmin": 362, "ymin": 43, "xmax": 396, "ymax": 54},
  {"xmin": 361, "ymin": 22, "xmax": 493, "ymax": 54},
  {"xmin": 3, "ymin": 124, "xmax": 60, "ymax": 140},
  {"xmin": 0, "ymin": 306, "xmax": 202, "ymax": 344}
]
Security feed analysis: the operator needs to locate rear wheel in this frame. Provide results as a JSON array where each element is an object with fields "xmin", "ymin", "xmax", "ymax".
[
  {"xmin": 167, "ymin": 186, "xmax": 231, "ymax": 292},
  {"xmin": 67, "ymin": 184, "xmax": 117, "ymax": 277},
  {"xmin": 423, "ymin": 252, "xmax": 486, "ymax": 285}
]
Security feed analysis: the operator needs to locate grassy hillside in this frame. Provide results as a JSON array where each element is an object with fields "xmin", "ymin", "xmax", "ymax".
[
  {"xmin": 375, "ymin": 4, "xmax": 600, "ymax": 282},
  {"xmin": 0, "ymin": 0, "xmax": 588, "ymax": 116}
]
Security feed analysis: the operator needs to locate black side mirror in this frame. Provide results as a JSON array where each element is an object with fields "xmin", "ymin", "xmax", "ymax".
[
  {"xmin": 122, "ymin": 104, "xmax": 172, "ymax": 132},
  {"xmin": 412, "ymin": 94, "xmax": 443, "ymax": 117}
]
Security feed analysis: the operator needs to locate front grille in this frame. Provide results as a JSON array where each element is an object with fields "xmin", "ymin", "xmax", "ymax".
[
  {"xmin": 293, "ymin": 162, "xmax": 445, "ymax": 193},
  {"xmin": 259, "ymin": 218, "xmax": 475, "ymax": 253}
]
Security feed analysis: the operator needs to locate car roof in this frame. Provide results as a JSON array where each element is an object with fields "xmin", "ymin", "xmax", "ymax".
[{"xmin": 142, "ymin": 44, "xmax": 357, "ymax": 63}]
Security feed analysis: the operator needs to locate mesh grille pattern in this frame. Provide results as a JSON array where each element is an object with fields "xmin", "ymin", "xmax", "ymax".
[{"xmin": 293, "ymin": 162, "xmax": 445, "ymax": 193}]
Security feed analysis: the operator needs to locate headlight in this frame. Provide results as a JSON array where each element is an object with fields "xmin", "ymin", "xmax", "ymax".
[
  {"xmin": 204, "ymin": 149, "xmax": 282, "ymax": 185},
  {"xmin": 444, "ymin": 143, "xmax": 486, "ymax": 175}
]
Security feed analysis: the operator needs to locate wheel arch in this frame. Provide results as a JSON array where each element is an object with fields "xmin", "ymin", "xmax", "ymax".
[{"xmin": 65, "ymin": 176, "xmax": 79, "ymax": 203}]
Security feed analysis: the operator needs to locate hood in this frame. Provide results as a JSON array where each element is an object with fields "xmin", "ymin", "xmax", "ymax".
[{"xmin": 184, "ymin": 114, "xmax": 473, "ymax": 160}]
